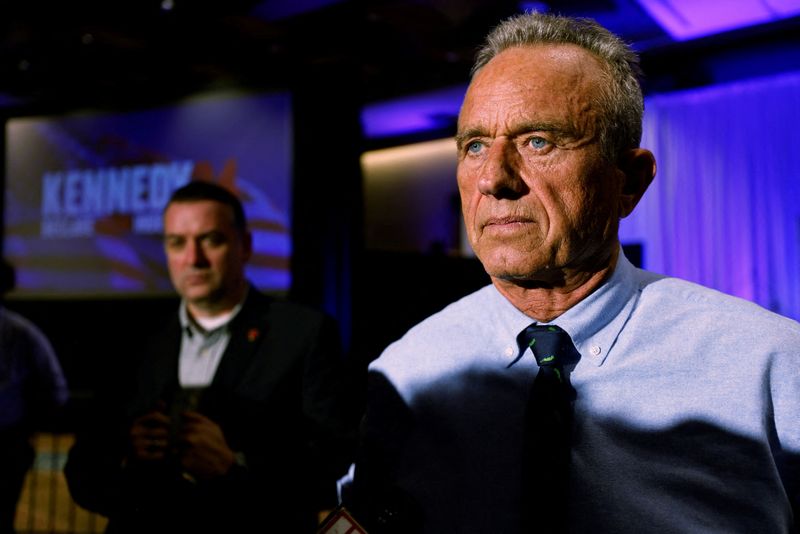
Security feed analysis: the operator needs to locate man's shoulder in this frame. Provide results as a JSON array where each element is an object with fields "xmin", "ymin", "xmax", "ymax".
[
  {"xmin": 1, "ymin": 307, "xmax": 33, "ymax": 331},
  {"xmin": 639, "ymin": 274, "xmax": 800, "ymax": 338},
  {"xmin": 239, "ymin": 289, "xmax": 334, "ymax": 343},
  {"xmin": 0, "ymin": 307, "xmax": 52, "ymax": 348},
  {"xmin": 369, "ymin": 285, "xmax": 500, "ymax": 375},
  {"xmin": 397, "ymin": 283, "xmax": 496, "ymax": 336},
  {"xmin": 243, "ymin": 289, "xmax": 327, "ymax": 324}
]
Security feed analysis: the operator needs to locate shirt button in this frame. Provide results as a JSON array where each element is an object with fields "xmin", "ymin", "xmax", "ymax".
[
  {"xmin": 504, "ymin": 346, "xmax": 514, "ymax": 357},
  {"xmin": 590, "ymin": 345, "xmax": 602, "ymax": 356}
]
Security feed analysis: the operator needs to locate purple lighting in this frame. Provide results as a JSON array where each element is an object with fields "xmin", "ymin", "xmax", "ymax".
[
  {"xmin": 251, "ymin": 0, "xmax": 346, "ymax": 21},
  {"xmin": 361, "ymin": 85, "xmax": 466, "ymax": 139},
  {"xmin": 637, "ymin": 0, "xmax": 800, "ymax": 40}
]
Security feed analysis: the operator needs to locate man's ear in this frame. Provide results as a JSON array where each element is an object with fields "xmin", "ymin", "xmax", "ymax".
[{"xmin": 617, "ymin": 148, "xmax": 656, "ymax": 218}]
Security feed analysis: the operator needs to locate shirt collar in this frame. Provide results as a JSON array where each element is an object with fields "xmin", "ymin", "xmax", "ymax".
[
  {"xmin": 497, "ymin": 250, "xmax": 640, "ymax": 368},
  {"xmin": 179, "ymin": 286, "xmax": 249, "ymax": 336}
]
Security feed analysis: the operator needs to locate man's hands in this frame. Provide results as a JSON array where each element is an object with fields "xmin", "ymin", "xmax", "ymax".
[
  {"xmin": 129, "ymin": 409, "xmax": 236, "ymax": 480},
  {"xmin": 177, "ymin": 411, "xmax": 236, "ymax": 479},
  {"xmin": 130, "ymin": 410, "xmax": 171, "ymax": 462}
]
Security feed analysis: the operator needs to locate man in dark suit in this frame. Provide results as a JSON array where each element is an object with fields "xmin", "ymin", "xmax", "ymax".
[{"xmin": 65, "ymin": 180, "xmax": 355, "ymax": 533}]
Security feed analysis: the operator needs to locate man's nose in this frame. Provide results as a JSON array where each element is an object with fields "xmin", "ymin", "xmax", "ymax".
[
  {"xmin": 478, "ymin": 139, "xmax": 526, "ymax": 198},
  {"xmin": 187, "ymin": 240, "xmax": 209, "ymax": 266}
]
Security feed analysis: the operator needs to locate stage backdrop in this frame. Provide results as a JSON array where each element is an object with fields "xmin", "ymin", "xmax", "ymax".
[
  {"xmin": 620, "ymin": 71, "xmax": 800, "ymax": 321},
  {"xmin": 4, "ymin": 91, "xmax": 293, "ymax": 298}
]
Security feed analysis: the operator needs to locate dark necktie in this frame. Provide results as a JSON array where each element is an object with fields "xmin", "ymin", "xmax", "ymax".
[{"xmin": 518, "ymin": 324, "xmax": 580, "ymax": 533}]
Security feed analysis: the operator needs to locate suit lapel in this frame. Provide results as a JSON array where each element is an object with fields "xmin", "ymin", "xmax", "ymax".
[
  {"xmin": 130, "ymin": 316, "xmax": 182, "ymax": 414},
  {"xmin": 209, "ymin": 289, "xmax": 271, "ymax": 393}
]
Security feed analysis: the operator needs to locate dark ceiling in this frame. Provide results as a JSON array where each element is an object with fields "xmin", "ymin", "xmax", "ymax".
[{"xmin": 1, "ymin": 0, "xmax": 799, "ymax": 116}]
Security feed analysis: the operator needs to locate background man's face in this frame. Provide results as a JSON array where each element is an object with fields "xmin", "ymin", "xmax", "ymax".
[
  {"xmin": 456, "ymin": 44, "xmax": 627, "ymax": 284},
  {"xmin": 163, "ymin": 200, "xmax": 251, "ymax": 315}
]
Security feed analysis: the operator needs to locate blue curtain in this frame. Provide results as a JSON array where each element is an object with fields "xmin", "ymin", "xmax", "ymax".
[{"xmin": 620, "ymin": 71, "xmax": 800, "ymax": 320}]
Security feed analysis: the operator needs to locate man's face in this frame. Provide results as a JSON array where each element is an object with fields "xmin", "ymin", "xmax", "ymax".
[
  {"xmin": 163, "ymin": 200, "xmax": 251, "ymax": 315},
  {"xmin": 456, "ymin": 44, "xmax": 627, "ymax": 284}
]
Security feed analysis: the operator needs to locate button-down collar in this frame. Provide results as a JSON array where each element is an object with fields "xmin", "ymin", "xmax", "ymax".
[{"xmin": 502, "ymin": 251, "xmax": 640, "ymax": 368}]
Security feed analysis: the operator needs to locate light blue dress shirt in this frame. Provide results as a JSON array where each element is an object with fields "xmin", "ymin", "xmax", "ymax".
[{"xmin": 363, "ymin": 252, "xmax": 800, "ymax": 533}]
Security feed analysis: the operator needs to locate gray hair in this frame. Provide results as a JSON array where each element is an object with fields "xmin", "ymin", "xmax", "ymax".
[{"xmin": 472, "ymin": 12, "xmax": 644, "ymax": 160}]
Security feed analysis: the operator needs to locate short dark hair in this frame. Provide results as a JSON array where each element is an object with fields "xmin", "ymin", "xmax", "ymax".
[
  {"xmin": 0, "ymin": 258, "xmax": 16, "ymax": 295},
  {"xmin": 165, "ymin": 180, "xmax": 248, "ymax": 233}
]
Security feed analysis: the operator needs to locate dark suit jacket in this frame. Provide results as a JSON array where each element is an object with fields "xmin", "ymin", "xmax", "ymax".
[{"xmin": 65, "ymin": 288, "xmax": 357, "ymax": 533}]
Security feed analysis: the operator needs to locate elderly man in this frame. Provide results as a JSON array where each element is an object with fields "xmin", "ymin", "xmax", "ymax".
[
  {"xmin": 348, "ymin": 13, "xmax": 800, "ymax": 533},
  {"xmin": 66, "ymin": 180, "xmax": 356, "ymax": 533}
]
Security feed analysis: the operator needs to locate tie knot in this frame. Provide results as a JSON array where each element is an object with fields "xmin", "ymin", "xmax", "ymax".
[{"xmin": 520, "ymin": 324, "xmax": 579, "ymax": 368}]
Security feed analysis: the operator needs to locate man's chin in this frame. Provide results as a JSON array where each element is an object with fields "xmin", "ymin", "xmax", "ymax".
[
  {"xmin": 483, "ymin": 261, "xmax": 564, "ymax": 288},
  {"xmin": 491, "ymin": 273, "xmax": 563, "ymax": 289},
  {"xmin": 181, "ymin": 287, "xmax": 214, "ymax": 305}
]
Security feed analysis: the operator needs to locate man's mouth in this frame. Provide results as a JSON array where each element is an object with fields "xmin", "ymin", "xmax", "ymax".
[
  {"xmin": 185, "ymin": 273, "xmax": 209, "ymax": 284},
  {"xmin": 484, "ymin": 216, "xmax": 534, "ymax": 228}
]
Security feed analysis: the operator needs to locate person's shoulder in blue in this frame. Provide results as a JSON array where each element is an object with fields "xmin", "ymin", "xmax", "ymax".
[{"xmin": 0, "ymin": 258, "xmax": 68, "ymax": 532}]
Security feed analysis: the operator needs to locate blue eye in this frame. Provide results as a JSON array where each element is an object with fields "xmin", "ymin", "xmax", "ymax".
[
  {"xmin": 467, "ymin": 141, "xmax": 484, "ymax": 154},
  {"xmin": 529, "ymin": 136, "xmax": 548, "ymax": 149}
]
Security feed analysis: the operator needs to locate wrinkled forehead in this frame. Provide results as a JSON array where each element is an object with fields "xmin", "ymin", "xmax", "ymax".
[
  {"xmin": 459, "ymin": 44, "xmax": 606, "ymax": 125},
  {"xmin": 471, "ymin": 43, "xmax": 605, "ymax": 87}
]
